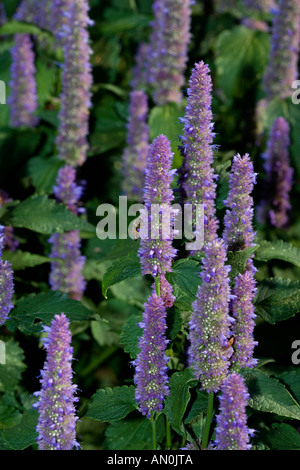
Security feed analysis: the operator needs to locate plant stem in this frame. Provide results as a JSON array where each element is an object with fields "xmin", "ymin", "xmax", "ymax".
[
  {"xmin": 202, "ymin": 392, "xmax": 214, "ymax": 449},
  {"xmin": 155, "ymin": 275, "xmax": 160, "ymax": 297},
  {"xmin": 151, "ymin": 420, "xmax": 157, "ymax": 450},
  {"xmin": 165, "ymin": 417, "xmax": 172, "ymax": 450}
]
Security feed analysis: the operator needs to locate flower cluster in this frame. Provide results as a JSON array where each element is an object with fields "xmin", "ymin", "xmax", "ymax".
[
  {"xmin": 133, "ymin": 292, "xmax": 169, "ymax": 417},
  {"xmin": 263, "ymin": 0, "xmax": 300, "ymax": 100},
  {"xmin": 138, "ymin": 134, "xmax": 177, "ymax": 278},
  {"xmin": 215, "ymin": 372, "xmax": 254, "ymax": 450},
  {"xmin": 257, "ymin": 117, "xmax": 293, "ymax": 229},
  {"xmin": 179, "ymin": 61, "xmax": 219, "ymax": 246},
  {"xmin": 147, "ymin": 0, "xmax": 192, "ymax": 105},
  {"xmin": 55, "ymin": 0, "xmax": 93, "ymax": 167},
  {"xmin": 9, "ymin": 33, "xmax": 38, "ymax": 128},
  {"xmin": 0, "ymin": 226, "xmax": 14, "ymax": 326},
  {"xmin": 122, "ymin": 90, "xmax": 149, "ymax": 202},
  {"xmin": 188, "ymin": 239, "xmax": 233, "ymax": 393},
  {"xmin": 34, "ymin": 313, "xmax": 79, "ymax": 450},
  {"xmin": 49, "ymin": 166, "xmax": 86, "ymax": 301}
]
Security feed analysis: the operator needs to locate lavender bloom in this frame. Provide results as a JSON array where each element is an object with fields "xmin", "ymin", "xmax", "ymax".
[
  {"xmin": 179, "ymin": 61, "xmax": 219, "ymax": 245},
  {"xmin": 9, "ymin": 33, "xmax": 38, "ymax": 128},
  {"xmin": 263, "ymin": 0, "xmax": 300, "ymax": 100},
  {"xmin": 138, "ymin": 134, "xmax": 177, "ymax": 278},
  {"xmin": 257, "ymin": 117, "xmax": 293, "ymax": 228},
  {"xmin": 55, "ymin": 0, "xmax": 93, "ymax": 167},
  {"xmin": 215, "ymin": 372, "xmax": 253, "ymax": 450},
  {"xmin": 34, "ymin": 313, "xmax": 79, "ymax": 450},
  {"xmin": 188, "ymin": 239, "xmax": 233, "ymax": 393},
  {"xmin": 0, "ymin": 191, "xmax": 19, "ymax": 252},
  {"xmin": 133, "ymin": 292, "xmax": 169, "ymax": 417},
  {"xmin": 159, "ymin": 273, "xmax": 175, "ymax": 309},
  {"xmin": 241, "ymin": 18, "xmax": 269, "ymax": 33},
  {"xmin": 49, "ymin": 166, "xmax": 86, "ymax": 301},
  {"xmin": 231, "ymin": 271, "xmax": 258, "ymax": 369},
  {"xmin": 223, "ymin": 154, "xmax": 257, "ymax": 255},
  {"xmin": 122, "ymin": 90, "xmax": 149, "ymax": 202},
  {"xmin": 130, "ymin": 43, "xmax": 150, "ymax": 91},
  {"xmin": 0, "ymin": 222, "xmax": 14, "ymax": 326},
  {"xmin": 147, "ymin": 0, "xmax": 192, "ymax": 105}
]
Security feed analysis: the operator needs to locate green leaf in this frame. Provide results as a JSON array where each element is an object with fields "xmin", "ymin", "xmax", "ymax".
[
  {"xmin": 27, "ymin": 155, "xmax": 64, "ymax": 194},
  {"xmin": 2, "ymin": 250, "xmax": 51, "ymax": 271},
  {"xmin": 254, "ymin": 278, "xmax": 300, "ymax": 324},
  {"xmin": 163, "ymin": 369, "xmax": 198, "ymax": 436},
  {"xmin": 0, "ymin": 339, "xmax": 27, "ymax": 393},
  {"xmin": 104, "ymin": 414, "xmax": 165, "ymax": 450},
  {"xmin": 166, "ymin": 259, "xmax": 202, "ymax": 312},
  {"xmin": 215, "ymin": 25, "xmax": 270, "ymax": 101},
  {"xmin": 227, "ymin": 245, "xmax": 259, "ymax": 283},
  {"xmin": 278, "ymin": 368, "xmax": 300, "ymax": 404},
  {"xmin": 7, "ymin": 291, "xmax": 96, "ymax": 334},
  {"xmin": 4, "ymin": 194, "xmax": 95, "ymax": 236},
  {"xmin": 184, "ymin": 390, "xmax": 209, "ymax": 424},
  {"xmin": 149, "ymin": 103, "xmax": 185, "ymax": 168},
  {"xmin": 242, "ymin": 369, "xmax": 300, "ymax": 420},
  {"xmin": 255, "ymin": 240, "xmax": 300, "ymax": 268},
  {"xmin": 119, "ymin": 314, "xmax": 143, "ymax": 359},
  {"xmin": 0, "ymin": 20, "xmax": 50, "ymax": 38},
  {"xmin": 85, "ymin": 386, "xmax": 137, "ymax": 423},
  {"xmin": 1, "ymin": 408, "xmax": 38, "ymax": 450},
  {"xmin": 102, "ymin": 252, "xmax": 141, "ymax": 298},
  {"xmin": 263, "ymin": 423, "xmax": 300, "ymax": 450},
  {"xmin": 90, "ymin": 318, "xmax": 119, "ymax": 347}
]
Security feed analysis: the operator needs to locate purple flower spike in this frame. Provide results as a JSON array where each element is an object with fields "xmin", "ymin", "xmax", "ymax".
[
  {"xmin": 159, "ymin": 274, "xmax": 175, "ymax": 309},
  {"xmin": 55, "ymin": 0, "xmax": 93, "ymax": 167},
  {"xmin": 138, "ymin": 134, "xmax": 177, "ymax": 277},
  {"xmin": 35, "ymin": 313, "xmax": 79, "ymax": 450},
  {"xmin": 49, "ymin": 165, "xmax": 86, "ymax": 301},
  {"xmin": 147, "ymin": 0, "xmax": 192, "ymax": 105},
  {"xmin": 263, "ymin": 0, "xmax": 300, "ymax": 100},
  {"xmin": 188, "ymin": 239, "xmax": 233, "ymax": 393},
  {"xmin": 122, "ymin": 90, "xmax": 149, "ymax": 202},
  {"xmin": 223, "ymin": 154, "xmax": 257, "ymax": 255},
  {"xmin": 231, "ymin": 270, "xmax": 258, "ymax": 369},
  {"xmin": 215, "ymin": 372, "xmax": 253, "ymax": 450},
  {"xmin": 9, "ymin": 33, "xmax": 38, "ymax": 128},
  {"xmin": 134, "ymin": 292, "xmax": 169, "ymax": 417},
  {"xmin": 0, "ymin": 223, "xmax": 14, "ymax": 326},
  {"xmin": 257, "ymin": 117, "xmax": 293, "ymax": 229},
  {"xmin": 179, "ymin": 61, "xmax": 219, "ymax": 246}
]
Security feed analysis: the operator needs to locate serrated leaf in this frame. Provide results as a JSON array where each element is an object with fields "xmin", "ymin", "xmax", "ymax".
[
  {"xmin": 27, "ymin": 155, "xmax": 64, "ymax": 194},
  {"xmin": 149, "ymin": 103, "xmax": 185, "ymax": 168},
  {"xmin": 85, "ymin": 386, "xmax": 137, "ymax": 423},
  {"xmin": 1, "ymin": 408, "xmax": 38, "ymax": 450},
  {"xmin": 102, "ymin": 253, "xmax": 141, "ymax": 298},
  {"xmin": 242, "ymin": 369, "xmax": 300, "ymax": 420},
  {"xmin": 184, "ymin": 390, "xmax": 209, "ymax": 424},
  {"xmin": 0, "ymin": 339, "xmax": 27, "ymax": 393},
  {"xmin": 104, "ymin": 414, "xmax": 165, "ymax": 450},
  {"xmin": 4, "ymin": 194, "xmax": 95, "ymax": 236},
  {"xmin": 163, "ymin": 369, "xmax": 198, "ymax": 436},
  {"xmin": 2, "ymin": 250, "xmax": 50, "ymax": 271},
  {"xmin": 263, "ymin": 423, "xmax": 300, "ymax": 450},
  {"xmin": 255, "ymin": 240, "xmax": 300, "ymax": 268},
  {"xmin": 119, "ymin": 314, "xmax": 143, "ymax": 359},
  {"xmin": 90, "ymin": 318, "xmax": 119, "ymax": 347},
  {"xmin": 7, "ymin": 291, "xmax": 96, "ymax": 334},
  {"xmin": 166, "ymin": 259, "xmax": 202, "ymax": 312},
  {"xmin": 254, "ymin": 278, "xmax": 300, "ymax": 324},
  {"xmin": 227, "ymin": 245, "xmax": 259, "ymax": 283},
  {"xmin": 215, "ymin": 25, "xmax": 269, "ymax": 101}
]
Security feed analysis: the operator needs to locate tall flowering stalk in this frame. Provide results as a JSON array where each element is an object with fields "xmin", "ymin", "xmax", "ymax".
[
  {"xmin": 122, "ymin": 90, "xmax": 149, "ymax": 202},
  {"xmin": 138, "ymin": 134, "xmax": 176, "ymax": 279},
  {"xmin": 55, "ymin": 0, "xmax": 93, "ymax": 167},
  {"xmin": 34, "ymin": 313, "xmax": 79, "ymax": 450},
  {"xmin": 257, "ymin": 117, "xmax": 293, "ymax": 229},
  {"xmin": 147, "ymin": 0, "xmax": 192, "ymax": 105},
  {"xmin": 179, "ymin": 61, "xmax": 219, "ymax": 246},
  {"xmin": 223, "ymin": 154, "xmax": 258, "ymax": 369},
  {"xmin": 9, "ymin": 33, "xmax": 38, "ymax": 127},
  {"xmin": 263, "ymin": 0, "xmax": 300, "ymax": 101},
  {"xmin": 134, "ymin": 291, "xmax": 169, "ymax": 417},
  {"xmin": 188, "ymin": 239, "xmax": 233, "ymax": 393},
  {"xmin": 49, "ymin": 166, "xmax": 86, "ymax": 301},
  {"xmin": 215, "ymin": 372, "xmax": 254, "ymax": 450},
  {"xmin": 0, "ymin": 225, "xmax": 14, "ymax": 326}
]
